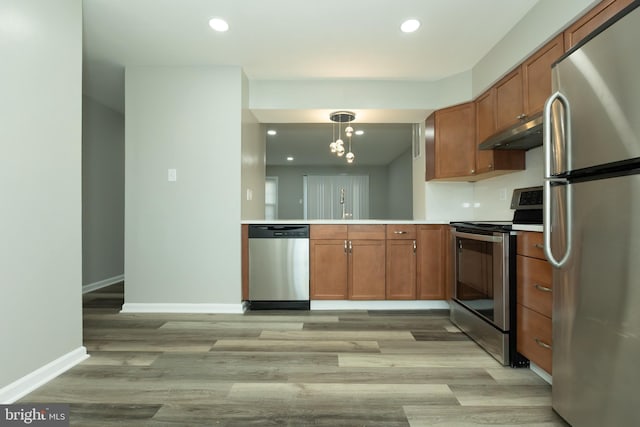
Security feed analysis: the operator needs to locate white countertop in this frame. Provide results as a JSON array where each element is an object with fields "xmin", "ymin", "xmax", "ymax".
[
  {"xmin": 512, "ymin": 224, "xmax": 543, "ymax": 232},
  {"xmin": 241, "ymin": 219, "xmax": 450, "ymax": 225},
  {"xmin": 242, "ymin": 220, "xmax": 542, "ymax": 231}
]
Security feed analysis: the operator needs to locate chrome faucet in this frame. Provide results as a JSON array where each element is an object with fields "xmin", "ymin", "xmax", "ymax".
[{"xmin": 340, "ymin": 188, "xmax": 346, "ymax": 219}]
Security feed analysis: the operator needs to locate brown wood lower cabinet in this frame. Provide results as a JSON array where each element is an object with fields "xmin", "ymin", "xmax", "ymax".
[
  {"xmin": 386, "ymin": 225, "xmax": 417, "ymax": 300},
  {"xmin": 350, "ymin": 239, "xmax": 386, "ymax": 300},
  {"xmin": 310, "ymin": 239, "xmax": 348, "ymax": 299},
  {"xmin": 516, "ymin": 231, "xmax": 553, "ymax": 374},
  {"xmin": 517, "ymin": 303, "xmax": 552, "ymax": 374},
  {"xmin": 310, "ymin": 224, "xmax": 386, "ymax": 300},
  {"xmin": 416, "ymin": 225, "xmax": 447, "ymax": 300},
  {"xmin": 308, "ymin": 224, "xmax": 447, "ymax": 301}
]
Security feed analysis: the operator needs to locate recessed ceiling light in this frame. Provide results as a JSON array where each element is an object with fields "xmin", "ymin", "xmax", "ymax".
[
  {"xmin": 400, "ymin": 19, "xmax": 421, "ymax": 33},
  {"xmin": 208, "ymin": 17, "xmax": 229, "ymax": 32},
  {"xmin": 355, "ymin": 130, "xmax": 364, "ymax": 136},
  {"xmin": 267, "ymin": 129, "xmax": 277, "ymax": 136},
  {"xmin": 286, "ymin": 156, "xmax": 294, "ymax": 161}
]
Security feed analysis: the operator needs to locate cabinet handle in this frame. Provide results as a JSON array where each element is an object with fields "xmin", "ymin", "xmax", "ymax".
[
  {"xmin": 344, "ymin": 240, "xmax": 348, "ymax": 254},
  {"xmin": 517, "ymin": 113, "xmax": 527, "ymax": 120},
  {"xmin": 534, "ymin": 243, "xmax": 544, "ymax": 249},
  {"xmin": 393, "ymin": 230, "xmax": 407, "ymax": 235},
  {"xmin": 413, "ymin": 240, "xmax": 417, "ymax": 254},
  {"xmin": 348, "ymin": 240, "xmax": 353, "ymax": 253},
  {"xmin": 534, "ymin": 284, "xmax": 552, "ymax": 293},
  {"xmin": 470, "ymin": 169, "xmax": 476, "ymax": 174},
  {"xmin": 488, "ymin": 164, "xmax": 493, "ymax": 169},
  {"xmin": 535, "ymin": 338, "xmax": 552, "ymax": 350}
]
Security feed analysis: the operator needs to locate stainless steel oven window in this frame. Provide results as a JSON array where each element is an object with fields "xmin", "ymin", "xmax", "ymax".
[{"xmin": 452, "ymin": 230, "xmax": 510, "ymax": 331}]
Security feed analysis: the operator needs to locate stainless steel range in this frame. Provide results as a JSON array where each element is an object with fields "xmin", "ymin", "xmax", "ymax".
[{"xmin": 450, "ymin": 186, "xmax": 542, "ymax": 366}]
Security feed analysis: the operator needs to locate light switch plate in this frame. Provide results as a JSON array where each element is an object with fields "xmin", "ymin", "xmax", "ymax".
[{"xmin": 168, "ymin": 169, "xmax": 177, "ymax": 182}]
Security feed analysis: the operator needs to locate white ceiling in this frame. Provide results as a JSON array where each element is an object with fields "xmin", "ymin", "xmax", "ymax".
[{"xmin": 82, "ymin": 0, "xmax": 539, "ymax": 166}]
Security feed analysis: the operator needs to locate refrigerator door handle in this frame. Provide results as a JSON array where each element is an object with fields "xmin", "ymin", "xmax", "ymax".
[
  {"xmin": 543, "ymin": 90, "xmax": 573, "ymax": 268},
  {"xmin": 544, "ymin": 180, "xmax": 572, "ymax": 268},
  {"xmin": 543, "ymin": 91, "xmax": 571, "ymax": 178}
]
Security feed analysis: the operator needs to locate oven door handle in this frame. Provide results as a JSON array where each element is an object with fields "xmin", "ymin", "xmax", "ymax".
[{"xmin": 452, "ymin": 230, "xmax": 504, "ymax": 243}]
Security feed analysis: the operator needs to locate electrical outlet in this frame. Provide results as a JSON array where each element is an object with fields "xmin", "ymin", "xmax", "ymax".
[
  {"xmin": 246, "ymin": 188, "xmax": 253, "ymax": 201},
  {"xmin": 168, "ymin": 169, "xmax": 177, "ymax": 182},
  {"xmin": 499, "ymin": 188, "xmax": 507, "ymax": 201}
]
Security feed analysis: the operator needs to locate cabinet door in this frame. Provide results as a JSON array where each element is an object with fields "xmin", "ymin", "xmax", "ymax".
[
  {"xmin": 416, "ymin": 225, "xmax": 446, "ymax": 300},
  {"xmin": 523, "ymin": 34, "xmax": 564, "ymax": 117},
  {"xmin": 386, "ymin": 239, "xmax": 417, "ymax": 300},
  {"xmin": 430, "ymin": 102, "xmax": 476, "ymax": 179},
  {"xmin": 310, "ymin": 239, "xmax": 348, "ymax": 299},
  {"xmin": 564, "ymin": 0, "xmax": 634, "ymax": 50},
  {"xmin": 517, "ymin": 304, "xmax": 552, "ymax": 374},
  {"xmin": 475, "ymin": 88, "xmax": 497, "ymax": 174},
  {"xmin": 495, "ymin": 68, "xmax": 524, "ymax": 131},
  {"xmin": 349, "ymin": 239, "xmax": 386, "ymax": 300}
]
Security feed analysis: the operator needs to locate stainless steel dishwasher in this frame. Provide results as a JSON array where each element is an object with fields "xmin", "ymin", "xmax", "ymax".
[{"xmin": 247, "ymin": 224, "xmax": 310, "ymax": 310}]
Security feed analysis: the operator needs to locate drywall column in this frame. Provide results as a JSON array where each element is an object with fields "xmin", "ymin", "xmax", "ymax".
[
  {"xmin": 0, "ymin": 0, "xmax": 85, "ymax": 397},
  {"xmin": 82, "ymin": 96, "xmax": 125, "ymax": 290},
  {"xmin": 124, "ymin": 67, "xmax": 243, "ymax": 310}
]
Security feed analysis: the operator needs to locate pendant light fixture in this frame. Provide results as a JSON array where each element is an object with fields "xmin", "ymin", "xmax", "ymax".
[{"xmin": 329, "ymin": 111, "xmax": 356, "ymax": 164}]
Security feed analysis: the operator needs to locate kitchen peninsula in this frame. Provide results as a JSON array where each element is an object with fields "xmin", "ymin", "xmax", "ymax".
[{"xmin": 242, "ymin": 221, "xmax": 451, "ymax": 310}]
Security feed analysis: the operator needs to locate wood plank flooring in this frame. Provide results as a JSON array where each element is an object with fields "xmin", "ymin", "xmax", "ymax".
[{"xmin": 20, "ymin": 283, "xmax": 568, "ymax": 426}]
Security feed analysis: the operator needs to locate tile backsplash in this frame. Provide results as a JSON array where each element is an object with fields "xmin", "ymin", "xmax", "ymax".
[{"xmin": 424, "ymin": 147, "xmax": 543, "ymax": 221}]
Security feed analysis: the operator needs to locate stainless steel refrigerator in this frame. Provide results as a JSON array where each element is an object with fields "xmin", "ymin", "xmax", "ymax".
[{"xmin": 543, "ymin": 1, "xmax": 640, "ymax": 425}]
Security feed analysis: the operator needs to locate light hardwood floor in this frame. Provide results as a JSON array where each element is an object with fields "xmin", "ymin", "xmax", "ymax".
[{"xmin": 20, "ymin": 283, "xmax": 568, "ymax": 426}]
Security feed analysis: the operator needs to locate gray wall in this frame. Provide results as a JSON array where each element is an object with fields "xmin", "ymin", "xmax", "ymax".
[
  {"xmin": 241, "ymin": 73, "xmax": 266, "ymax": 220},
  {"xmin": 82, "ymin": 96, "xmax": 125, "ymax": 286},
  {"xmin": 387, "ymin": 148, "xmax": 413, "ymax": 219},
  {"xmin": 266, "ymin": 165, "xmax": 392, "ymax": 219},
  {"xmin": 125, "ymin": 66, "xmax": 243, "ymax": 305},
  {"xmin": 0, "ymin": 0, "xmax": 83, "ymax": 388}
]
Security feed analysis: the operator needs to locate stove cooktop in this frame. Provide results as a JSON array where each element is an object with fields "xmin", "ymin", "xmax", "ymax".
[{"xmin": 450, "ymin": 221, "xmax": 514, "ymax": 232}]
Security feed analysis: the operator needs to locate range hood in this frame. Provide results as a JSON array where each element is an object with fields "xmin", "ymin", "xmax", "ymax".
[{"xmin": 478, "ymin": 113, "xmax": 543, "ymax": 151}]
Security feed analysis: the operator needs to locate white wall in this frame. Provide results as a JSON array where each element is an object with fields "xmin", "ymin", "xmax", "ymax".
[
  {"xmin": 423, "ymin": 148, "xmax": 544, "ymax": 221},
  {"xmin": 82, "ymin": 96, "xmax": 125, "ymax": 286},
  {"xmin": 473, "ymin": 147, "xmax": 544, "ymax": 220},
  {"xmin": 125, "ymin": 66, "xmax": 243, "ymax": 305},
  {"xmin": 249, "ymin": 72, "xmax": 472, "ymax": 123},
  {"xmin": 241, "ymin": 73, "xmax": 266, "ymax": 220},
  {"xmin": 0, "ymin": 0, "xmax": 83, "ymax": 389}
]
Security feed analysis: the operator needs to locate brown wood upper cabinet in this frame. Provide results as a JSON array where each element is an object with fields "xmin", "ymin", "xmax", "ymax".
[
  {"xmin": 475, "ymin": 88, "xmax": 525, "ymax": 175},
  {"xmin": 564, "ymin": 0, "xmax": 634, "ymax": 51},
  {"xmin": 425, "ymin": 102, "xmax": 476, "ymax": 180},
  {"xmin": 522, "ymin": 33, "xmax": 564, "ymax": 118},
  {"xmin": 494, "ymin": 33, "xmax": 564, "ymax": 133}
]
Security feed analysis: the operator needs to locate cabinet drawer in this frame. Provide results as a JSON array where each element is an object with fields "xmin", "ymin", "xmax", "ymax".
[
  {"xmin": 517, "ymin": 255, "xmax": 552, "ymax": 317},
  {"xmin": 517, "ymin": 304, "xmax": 552, "ymax": 374},
  {"xmin": 348, "ymin": 224, "xmax": 385, "ymax": 240},
  {"xmin": 310, "ymin": 224, "xmax": 347, "ymax": 240},
  {"xmin": 517, "ymin": 232, "xmax": 545, "ymax": 259},
  {"xmin": 386, "ymin": 224, "xmax": 417, "ymax": 240}
]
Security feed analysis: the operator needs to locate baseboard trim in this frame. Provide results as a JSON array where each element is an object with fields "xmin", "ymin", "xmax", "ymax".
[
  {"xmin": 310, "ymin": 300, "xmax": 450, "ymax": 310},
  {"xmin": 530, "ymin": 361, "xmax": 552, "ymax": 385},
  {"xmin": 82, "ymin": 274, "xmax": 124, "ymax": 294},
  {"xmin": 120, "ymin": 303, "xmax": 244, "ymax": 314},
  {"xmin": 0, "ymin": 346, "xmax": 89, "ymax": 404}
]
